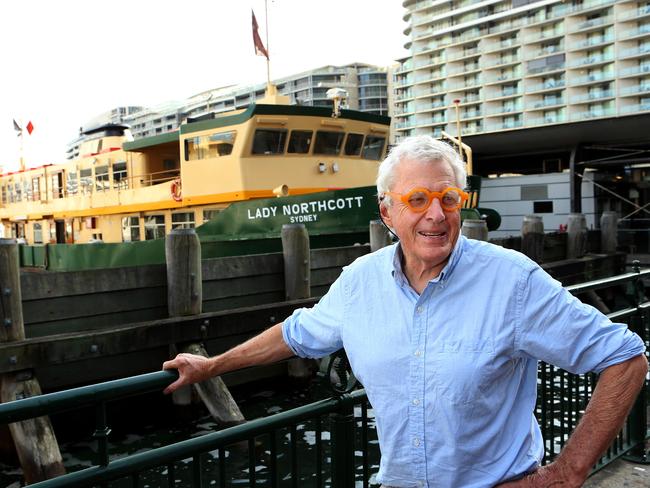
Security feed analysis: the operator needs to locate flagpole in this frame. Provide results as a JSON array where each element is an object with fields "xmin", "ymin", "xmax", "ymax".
[
  {"xmin": 264, "ymin": 0, "xmax": 271, "ymax": 87},
  {"xmin": 19, "ymin": 122, "xmax": 25, "ymax": 172}
]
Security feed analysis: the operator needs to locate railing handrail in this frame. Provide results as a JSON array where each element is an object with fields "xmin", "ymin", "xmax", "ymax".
[
  {"xmin": 26, "ymin": 389, "xmax": 368, "ymax": 488},
  {"xmin": 0, "ymin": 370, "xmax": 179, "ymax": 425},
  {"xmin": 566, "ymin": 268, "xmax": 650, "ymax": 295}
]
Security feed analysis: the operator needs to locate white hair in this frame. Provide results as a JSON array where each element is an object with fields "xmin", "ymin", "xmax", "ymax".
[{"xmin": 376, "ymin": 135, "xmax": 467, "ymax": 204}]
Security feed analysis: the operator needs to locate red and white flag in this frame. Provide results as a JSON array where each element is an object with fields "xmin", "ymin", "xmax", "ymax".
[
  {"xmin": 12, "ymin": 119, "xmax": 34, "ymax": 136},
  {"xmin": 252, "ymin": 10, "xmax": 269, "ymax": 60}
]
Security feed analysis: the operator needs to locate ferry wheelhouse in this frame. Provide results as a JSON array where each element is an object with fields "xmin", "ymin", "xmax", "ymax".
[{"xmin": 0, "ymin": 90, "xmax": 389, "ymax": 244}]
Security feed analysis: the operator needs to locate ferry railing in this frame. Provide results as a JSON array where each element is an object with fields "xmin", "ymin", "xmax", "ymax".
[{"xmin": 0, "ymin": 270, "xmax": 648, "ymax": 487}]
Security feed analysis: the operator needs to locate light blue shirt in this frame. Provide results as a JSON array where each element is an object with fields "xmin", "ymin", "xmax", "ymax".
[{"xmin": 282, "ymin": 236, "xmax": 645, "ymax": 488}]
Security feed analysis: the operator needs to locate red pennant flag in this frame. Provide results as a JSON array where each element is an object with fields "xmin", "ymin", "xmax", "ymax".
[
  {"xmin": 252, "ymin": 10, "xmax": 269, "ymax": 60},
  {"xmin": 26, "ymin": 121, "xmax": 34, "ymax": 135}
]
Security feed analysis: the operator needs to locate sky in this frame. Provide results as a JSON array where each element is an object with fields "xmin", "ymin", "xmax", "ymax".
[{"xmin": 0, "ymin": 0, "xmax": 409, "ymax": 172}]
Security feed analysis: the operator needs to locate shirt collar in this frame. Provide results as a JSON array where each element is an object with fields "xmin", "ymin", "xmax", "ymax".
[{"xmin": 390, "ymin": 234, "xmax": 465, "ymax": 286}]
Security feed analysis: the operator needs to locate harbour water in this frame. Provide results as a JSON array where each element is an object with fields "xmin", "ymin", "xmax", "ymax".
[{"xmin": 0, "ymin": 376, "xmax": 380, "ymax": 487}]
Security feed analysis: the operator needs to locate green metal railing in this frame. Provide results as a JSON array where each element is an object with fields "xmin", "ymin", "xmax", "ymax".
[{"xmin": 0, "ymin": 269, "xmax": 648, "ymax": 487}]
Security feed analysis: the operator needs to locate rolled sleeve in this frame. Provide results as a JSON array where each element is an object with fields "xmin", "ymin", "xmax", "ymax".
[
  {"xmin": 515, "ymin": 266, "xmax": 646, "ymax": 374},
  {"xmin": 282, "ymin": 270, "xmax": 347, "ymax": 359}
]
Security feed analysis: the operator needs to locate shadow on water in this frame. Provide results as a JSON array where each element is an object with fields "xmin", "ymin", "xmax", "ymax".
[{"xmin": 0, "ymin": 376, "xmax": 380, "ymax": 487}]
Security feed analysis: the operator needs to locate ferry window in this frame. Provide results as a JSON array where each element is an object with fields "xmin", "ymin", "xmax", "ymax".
[
  {"xmin": 252, "ymin": 129, "xmax": 287, "ymax": 155},
  {"xmin": 15, "ymin": 182, "xmax": 22, "ymax": 202},
  {"xmin": 202, "ymin": 208, "xmax": 222, "ymax": 222},
  {"xmin": 67, "ymin": 171, "xmax": 78, "ymax": 195},
  {"xmin": 51, "ymin": 173, "xmax": 63, "ymax": 199},
  {"xmin": 1, "ymin": 185, "xmax": 5, "ymax": 204},
  {"xmin": 287, "ymin": 131, "xmax": 313, "ymax": 154},
  {"xmin": 23, "ymin": 180, "xmax": 32, "ymax": 201},
  {"xmin": 361, "ymin": 136, "xmax": 386, "ymax": 161},
  {"xmin": 171, "ymin": 212, "xmax": 195, "ymax": 230},
  {"xmin": 208, "ymin": 131, "xmax": 236, "ymax": 157},
  {"xmin": 32, "ymin": 178, "xmax": 40, "ymax": 201},
  {"xmin": 80, "ymin": 169, "xmax": 93, "ymax": 195},
  {"xmin": 95, "ymin": 166, "xmax": 109, "ymax": 192},
  {"xmin": 33, "ymin": 223, "xmax": 43, "ymax": 244},
  {"xmin": 121, "ymin": 216, "xmax": 140, "ymax": 242},
  {"xmin": 184, "ymin": 137, "xmax": 202, "ymax": 161},
  {"xmin": 344, "ymin": 133, "xmax": 364, "ymax": 156},
  {"xmin": 533, "ymin": 201, "xmax": 554, "ymax": 213},
  {"xmin": 113, "ymin": 162, "xmax": 128, "ymax": 189},
  {"xmin": 7, "ymin": 183, "xmax": 14, "ymax": 203},
  {"xmin": 144, "ymin": 215, "xmax": 165, "ymax": 240},
  {"xmin": 314, "ymin": 131, "xmax": 344, "ymax": 155}
]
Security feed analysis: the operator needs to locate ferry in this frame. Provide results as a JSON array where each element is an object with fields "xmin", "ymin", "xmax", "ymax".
[{"xmin": 0, "ymin": 86, "xmax": 390, "ymax": 245}]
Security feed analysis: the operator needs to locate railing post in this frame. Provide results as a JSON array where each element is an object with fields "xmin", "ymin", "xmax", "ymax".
[
  {"xmin": 623, "ymin": 260, "xmax": 649, "ymax": 463},
  {"xmin": 330, "ymin": 396, "xmax": 356, "ymax": 488},
  {"xmin": 369, "ymin": 219, "xmax": 392, "ymax": 252},
  {"xmin": 521, "ymin": 215, "xmax": 544, "ymax": 263},
  {"xmin": 461, "ymin": 219, "xmax": 488, "ymax": 241},
  {"xmin": 567, "ymin": 213, "xmax": 587, "ymax": 259}
]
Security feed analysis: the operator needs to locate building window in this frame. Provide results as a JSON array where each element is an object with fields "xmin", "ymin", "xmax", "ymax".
[
  {"xmin": 144, "ymin": 215, "xmax": 165, "ymax": 240},
  {"xmin": 33, "ymin": 223, "xmax": 43, "ymax": 244},
  {"xmin": 121, "ymin": 216, "xmax": 140, "ymax": 242},
  {"xmin": 171, "ymin": 212, "xmax": 195, "ymax": 230}
]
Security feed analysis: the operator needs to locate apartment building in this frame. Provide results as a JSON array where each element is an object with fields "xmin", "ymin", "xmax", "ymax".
[
  {"xmin": 125, "ymin": 63, "xmax": 390, "ymax": 140},
  {"xmin": 394, "ymin": 0, "xmax": 650, "ymax": 141}
]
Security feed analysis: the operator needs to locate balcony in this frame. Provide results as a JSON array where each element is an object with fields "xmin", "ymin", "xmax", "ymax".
[
  {"xmin": 527, "ymin": 63, "xmax": 566, "ymax": 75},
  {"xmin": 526, "ymin": 44, "xmax": 563, "ymax": 60},
  {"xmin": 483, "ymin": 72, "xmax": 522, "ymax": 84},
  {"xmin": 567, "ymin": 54, "xmax": 614, "ymax": 68},
  {"xmin": 461, "ymin": 109, "xmax": 482, "ymax": 119},
  {"xmin": 481, "ymin": 38, "xmax": 519, "ymax": 53},
  {"xmin": 447, "ymin": 79, "xmax": 482, "ymax": 91},
  {"xmin": 525, "ymin": 79, "xmax": 566, "ymax": 93},
  {"xmin": 571, "ymin": 90, "xmax": 615, "ymax": 103},
  {"xmin": 528, "ymin": 115, "xmax": 566, "ymax": 126},
  {"xmin": 484, "ymin": 89, "xmax": 521, "ymax": 101},
  {"xmin": 446, "ymin": 64, "xmax": 480, "ymax": 76},
  {"xmin": 619, "ymin": 102, "xmax": 650, "ymax": 114},
  {"xmin": 491, "ymin": 119, "xmax": 524, "ymax": 130},
  {"xmin": 617, "ymin": 5, "xmax": 650, "ymax": 22},
  {"xmin": 414, "ymin": 72, "xmax": 445, "ymax": 83},
  {"xmin": 619, "ymin": 45, "xmax": 650, "ymax": 59},
  {"xmin": 484, "ymin": 105, "xmax": 522, "ymax": 116},
  {"xmin": 570, "ymin": 107, "xmax": 615, "ymax": 121},
  {"xmin": 394, "ymin": 91, "xmax": 415, "ymax": 101},
  {"xmin": 569, "ymin": 72, "xmax": 615, "ymax": 86},
  {"xmin": 524, "ymin": 29, "xmax": 565, "ymax": 44},
  {"xmin": 394, "ymin": 78, "xmax": 414, "ymax": 87},
  {"xmin": 572, "ymin": 35, "xmax": 615, "ymax": 50},
  {"xmin": 619, "ymin": 84, "xmax": 650, "ymax": 96},
  {"xmin": 395, "ymin": 120, "xmax": 417, "ymax": 130},
  {"xmin": 482, "ymin": 55, "xmax": 520, "ymax": 69},
  {"xmin": 532, "ymin": 97, "xmax": 565, "ymax": 109},
  {"xmin": 618, "ymin": 25, "xmax": 650, "ymax": 41},
  {"xmin": 446, "ymin": 47, "xmax": 480, "ymax": 62},
  {"xmin": 574, "ymin": 15, "xmax": 613, "ymax": 32},
  {"xmin": 619, "ymin": 64, "xmax": 650, "ymax": 77}
]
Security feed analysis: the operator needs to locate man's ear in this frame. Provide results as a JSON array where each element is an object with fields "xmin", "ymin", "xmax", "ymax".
[{"xmin": 379, "ymin": 201, "xmax": 393, "ymax": 229}]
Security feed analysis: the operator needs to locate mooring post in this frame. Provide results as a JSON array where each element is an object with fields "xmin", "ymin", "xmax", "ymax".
[
  {"xmin": 165, "ymin": 229, "xmax": 245, "ymax": 425},
  {"xmin": 600, "ymin": 211, "xmax": 618, "ymax": 253},
  {"xmin": 281, "ymin": 224, "xmax": 315, "ymax": 379},
  {"xmin": 521, "ymin": 215, "xmax": 544, "ymax": 263},
  {"xmin": 0, "ymin": 238, "xmax": 66, "ymax": 484},
  {"xmin": 567, "ymin": 213, "xmax": 587, "ymax": 259},
  {"xmin": 369, "ymin": 219, "xmax": 392, "ymax": 252},
  {"xmin": 461, "ymin": 219, "xmax": 488, "ymax": 241}
]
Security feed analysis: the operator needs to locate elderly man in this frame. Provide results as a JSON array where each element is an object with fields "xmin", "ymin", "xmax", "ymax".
[{"xmin": 164, "ymin": 135, "xmax": 647, "ymax": 488}]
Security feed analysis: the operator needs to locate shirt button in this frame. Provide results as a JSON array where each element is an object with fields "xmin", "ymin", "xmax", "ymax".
[
  {"xmin": 414, "ymin": 350, "xmax": 422, "ymax": 357},
  {"xmin": 412, "ymin": 398, "xmax": 420, "ymax": 406},
  {"xmin": 412, "ymin": 437, "xmax": 420, "ymax": 447},
  {"xmin": 416, "ymin": 306, "xmax": 423, "ymax": 314}
]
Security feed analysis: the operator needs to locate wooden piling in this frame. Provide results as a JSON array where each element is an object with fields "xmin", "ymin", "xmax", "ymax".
[
  {"xmin": 0, "ymin": 239, "xmax": 65, "ymax": 484},
  {"xmin": 461, "ymin": 219, "xmax": 488, "ymax": 241},
  {"xmin": 165, "ymin": 230, "xmax": 244, "ymax": 424},
  {"xmin": 521, "ymin": 215, "xmax": 544, "ymax": 263},
  {"xmin": 281, "ymin": 224, "xmax": 310, "ymax": 300},
  {"xmin": 369, "ymin": 220, "xmax": 392, "ymax": 252},
  {"xmin": 600, "ymin": 211, "xmax": 618, "ymax": 253},
  {"xmin": 567, "ymin": 213, "xmax": 587, "ymax": 259},
  {"xmin": 281, "ymin": 224, "xmax": 315, "ymax": 379}
]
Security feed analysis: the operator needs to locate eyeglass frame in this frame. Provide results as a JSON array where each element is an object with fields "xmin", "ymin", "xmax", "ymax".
[{"xmin": 382, "ymin": 186, "xmax": 469, "ymax": 213}]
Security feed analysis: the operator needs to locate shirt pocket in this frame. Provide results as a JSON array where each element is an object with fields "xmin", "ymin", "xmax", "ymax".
[{"xmin": 430, "ymin": 339, "xmax": 494, "ymax": 405}]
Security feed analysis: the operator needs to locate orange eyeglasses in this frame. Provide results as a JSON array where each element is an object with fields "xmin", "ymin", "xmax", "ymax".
[{"xmin": 383, "ymin": 187, "xmax": 469, "ymax": 213}]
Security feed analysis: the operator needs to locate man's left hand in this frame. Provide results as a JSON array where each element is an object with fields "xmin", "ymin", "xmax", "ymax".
[{"xmin": 494, "ymin": 462, "xmax": 584, "ymax": 487}]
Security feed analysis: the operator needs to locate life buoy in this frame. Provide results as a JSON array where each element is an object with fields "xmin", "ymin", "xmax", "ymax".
[{"xmin": 170, "ymin": 179, "xmax": 182, "ymax": 202}]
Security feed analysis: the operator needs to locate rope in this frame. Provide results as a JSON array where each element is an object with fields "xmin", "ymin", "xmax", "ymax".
[{"xmin": 576, "ymin": 172, "xmax": 650, "ymax": 217}]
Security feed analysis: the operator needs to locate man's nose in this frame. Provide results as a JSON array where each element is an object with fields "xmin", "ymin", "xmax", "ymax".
[{"xmin": 425, "ymin": 197, "xmax": 446, "ymax": 222}]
